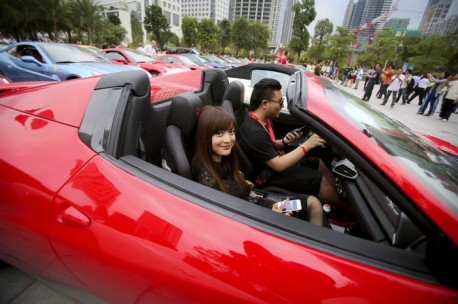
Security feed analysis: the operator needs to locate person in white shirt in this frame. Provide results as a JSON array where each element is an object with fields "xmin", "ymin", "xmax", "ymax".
[
  {"xmin": 407, "ymin": 74, "xmax": 430, "ymax": 105},
  {"xmin": 136, "ymin": 42, "xmax": 144, "ymax": 54},
  {"xmin": 353, "ymin": 66, "xmax": 365, "ymax": 90},
  {"xmin": 381, "ymin": 69, "xmax": 405, "ymax": 108},
  {"xmin": 143, "ymin": 40, "xmax": 157, "ymax": 60},
  {"xmin": 439, "ymin": 75, "xmax": 458, "ymax": 121}
]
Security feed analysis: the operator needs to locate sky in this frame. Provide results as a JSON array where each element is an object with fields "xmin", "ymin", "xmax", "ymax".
[{"xmin": 309, "ymin": 0, "xmax": 431, "ymax": 37}]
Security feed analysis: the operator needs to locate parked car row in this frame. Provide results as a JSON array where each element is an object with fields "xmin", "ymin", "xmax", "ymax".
[
  {"xmin": 0, "ymin": 42, "xmax": 152, "ymax": 82},
  {"xmin": 0, "ymin": 42, "xmax": 254, "ymax": 83}
]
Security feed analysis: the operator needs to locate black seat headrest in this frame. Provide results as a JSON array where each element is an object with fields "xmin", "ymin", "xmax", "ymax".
[
  {"xmin": 167, "ymin": 92, "xmax": 202, "ymax": 138},
  {"xmin": 222, "ymin": 81, "xmax": 245, "ymax": 112}
]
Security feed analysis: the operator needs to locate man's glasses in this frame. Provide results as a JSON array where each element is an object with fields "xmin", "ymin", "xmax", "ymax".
[{"xmin": 267, "ymin": 97, "xmax": 284, "ymax": 107}]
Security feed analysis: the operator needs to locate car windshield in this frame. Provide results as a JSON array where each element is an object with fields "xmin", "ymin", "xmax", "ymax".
[
  {"xmin": 40, "ymin": 43, "xmax": 108, "ymax": 63},
  {"xmin": 122, "ymin": 49, "xmax": 156, "ymax": 63},
  {"xmin": 204, "ymin": 55, "xmax": 225, "ymax": 63},
  {"xmin": 320, "ymin": 77, "xmax": 458, "ymax": 212},
  {"xmin": 184, "ymin": 54, "xmax": 208, "ymax": 65},
  {"xmin": 176, "ymin": 55, "xmax": 198, "ymax": 66}
]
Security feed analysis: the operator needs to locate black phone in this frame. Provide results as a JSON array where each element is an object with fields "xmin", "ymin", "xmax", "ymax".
[{"xmin": 292, "ymin": 126, "xmax": 307, "ymax": 134}]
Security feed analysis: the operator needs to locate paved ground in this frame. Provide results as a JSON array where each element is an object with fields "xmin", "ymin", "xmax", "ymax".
[
  {"xmin": 1, "ymin": 79, "xmax": 456, "ymax": 304},
  {"xmin": 337, "ymin": 81, "xmax": 458, "ymax": 147}
]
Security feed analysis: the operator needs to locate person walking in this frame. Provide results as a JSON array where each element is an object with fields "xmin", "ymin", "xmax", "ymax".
[
  {"xmin": 395, "ymin": 69, "xmax": 413, "ymax": 104},
  {"xmin": 353, "ymin": 66, "xmax": 364, "ymax": 90},
  {"xmin": 362, "ymin": 64, "xmax": 381, "ymax": 101},
  {"xmin": 376, "ymin": 66, "xmax": 394, "ymax": 100},
  {"xmin": 407, "ymin": 74, "xmax": 430, "ymax": 105},
  {"xmin": 381, "ymin": 69, "xmax": 404, "ymax": 108},
  {"xmin": 438, "ymin": 75, "xmax": 458, "ymax": 121},
  {"xmin": 418, "ymin": 71, "xmax": 450, "ymax": 116}
]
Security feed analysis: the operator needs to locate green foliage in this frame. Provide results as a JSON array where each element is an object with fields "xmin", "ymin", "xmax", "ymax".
[
  {"xmin": 107, "ymin": 14, "xmax": 121, "ymax": 26},
  {"xmin": 182, "ymin": 16, "xmax": 198, "ymax": 47},
  {"xmin": 323, "ymin": 26, "xmax": 353, "ymax": 68},
  {"xmin": 197, "ymin": 19, "xmax": 218, "ymax": 53},
  {"xmin": 94, "ymin": 18, "xmax": 126, "ymax": 46},
  {"xmin": 246, "ymin": 21, "xmax": 270, "ymax": 57},
  {"xmin": 162, "ymin": 30, "xmax": 179, "ymax": 48},
  {"xmin": 231, "ymin": 17, "xmax": 250, "ymax": 56},
  {"xmin": 289, "ymin": 0, "xmax": 316, "ymax": 63},
  {"xmin": 409, "ymin": 35, "xmax": 455, "ymax": 72},
  {"xmin": 143, "ymin": 5, "xmax": 170, "ymax": 49},
  {"xmin": 131, "ymin": 14, "xmax": 144, "ymax": 46},
  {"xmin": 218, "ymin": 19, "xmax": 231, "ymax": 53},
  {"xmin": 308, "ymin": 18, "xmax": 333, "ymax": 63}
]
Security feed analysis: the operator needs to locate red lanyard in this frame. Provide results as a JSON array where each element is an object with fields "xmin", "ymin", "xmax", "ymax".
[{"xmin": 248, "ymin": 112, "xmax": 277, "ymax": 146}]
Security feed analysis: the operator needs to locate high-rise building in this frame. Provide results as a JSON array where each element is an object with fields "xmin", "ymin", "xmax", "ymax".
[
  {"xmin": 419, "ymin": 0, "xmax": 457, "ymax": 36},
  {"xmin": 232, "ymin": 0, "xmax": 296, "ymax": 48},
  {"xmin": 232, "ymin": 0, "xmax": 273, "ymax": 23},
  {"xmin": 182, "ymin": 0, "xmax": 231, "ymax": 23},
  {"xmin": 343, "ymin": 0, "xmax": 393, "ymax": 48},
  {"xmin": 343, "ymin": 0, "xmax": 367, "ymax": 30},
  {"xmin": 269, "ymin": 0, "xmax": 296, "ymax": 48}
]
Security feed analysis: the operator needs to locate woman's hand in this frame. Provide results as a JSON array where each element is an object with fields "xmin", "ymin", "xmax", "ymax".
[{"xmin": 272, "ymin": 202, "xmax": 292, "ymax": 216}]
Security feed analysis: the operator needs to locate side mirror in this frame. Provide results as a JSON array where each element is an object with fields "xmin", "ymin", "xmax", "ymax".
[
  {"xmin": 115, "ymin": 58, "xmax": 128, "ymax": 64},
  {"xmin": 21, "ymin": 55, "xmax": 42, "ymax": 66}
]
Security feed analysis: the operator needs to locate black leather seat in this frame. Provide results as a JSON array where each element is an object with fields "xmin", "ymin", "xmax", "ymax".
[
  {"xmin": 162, "ymin": 92, "xmax": 203, "ymax": 179},
  {"xmin": 221, "ymin": 80, "xmax": 248, "ymax": 127}
]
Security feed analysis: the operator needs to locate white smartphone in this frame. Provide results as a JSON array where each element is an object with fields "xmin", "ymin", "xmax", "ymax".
[{"xmin": 280, "ymin": 199, "xmax": 302, "ymax": 212}]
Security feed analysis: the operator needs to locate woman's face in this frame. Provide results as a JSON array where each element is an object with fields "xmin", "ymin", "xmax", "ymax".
[{"xmin": 211, "ymin": 128, "xmax": 235, "ymax": 162}]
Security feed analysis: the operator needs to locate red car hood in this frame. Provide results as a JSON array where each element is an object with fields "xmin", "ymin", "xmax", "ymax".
[
  {"xmin": 305, "ymin": 73, "xmax": 458, "ymax": 244},
  {"xmin": 415, "ymin": 132, "xmax": 458, "ymax": 157}
]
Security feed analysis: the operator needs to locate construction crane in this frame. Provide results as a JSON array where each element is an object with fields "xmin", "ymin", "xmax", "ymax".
[{"xmin": 351, "ymin": 0, "xmax": 400, "ymax": 49}]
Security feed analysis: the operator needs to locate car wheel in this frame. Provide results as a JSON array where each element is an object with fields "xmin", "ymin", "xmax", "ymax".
[{"xmin": 149, "ymin": 71, "xmax": 159, "ymax": 77}]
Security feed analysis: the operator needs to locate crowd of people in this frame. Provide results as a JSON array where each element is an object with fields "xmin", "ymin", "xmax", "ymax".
[{"xmin": 313, "ymin": 62, "xmax": 458, "ymax": 122}]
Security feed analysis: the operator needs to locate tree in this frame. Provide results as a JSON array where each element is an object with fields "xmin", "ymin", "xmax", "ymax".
[
  {"xmin": 246, "ymin": 21, "xmax": 270, "ymax": 57},
  {"xmin": 324, "ymin": 26, "xmax": 353, "ymax": 68},
  {"xmin": 308, "ymin": 18, "xmax": 333, "ymax": 62},
  {"xmin": 218, "ymin": 19, "xmax": 231, "ymax": 54},
  {"xmin": 409, "ymin": 35, "xmax": 455, "ymax": 73},
  {"xmin": 182, "ymin": 16, "xmax": 198, "ymax": 47},
  {"xmin": 231, "ymin": 17, "xmax": 250, "ymax": 56},
  {"xmin": 162, "ymin": 30, "xmax": 179, "ymax": 48},
  {"xmin": 131, "ymin": 14, "xmax": 144, "ymax": 46},
  {"xmin": 107, "ymin": 14, "xmax": 121, "ymax": 26},
  {"xmin": 94, "ymin": 18, "xmax": 126, "ymax": 47},
  {"xmin": 289, "ymin": 0, "xmax": 316, "ymax": 63},
  {"xmin": 69, "ymin": 0, "xmax": 103, "ymax": 44},
  {"xmin": 197, "ymin": 19, "xmax": 218, "ymax": 53},
  {"xmin": 143, "ymin": 5, "xmax": 170, "ymax": 49}
]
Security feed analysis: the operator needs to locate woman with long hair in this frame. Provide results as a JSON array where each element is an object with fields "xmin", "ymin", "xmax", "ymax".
[{"xmin": 191, "ymin": 105, "xmax": 323, "ymax": 226}]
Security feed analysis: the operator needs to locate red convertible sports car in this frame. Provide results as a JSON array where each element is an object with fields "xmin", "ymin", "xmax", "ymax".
[
  {"xmin": 0, "ymin": 64, "xmax": 457, "ymax": 303},
  {"xmin": 98, "ymin": 48, "xmax": 190, "ymax": 77}
]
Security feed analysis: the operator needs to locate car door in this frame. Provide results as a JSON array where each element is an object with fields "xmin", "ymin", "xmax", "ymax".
[
  {"xmin": 1, "ymin": 45, "xmax": 55, "ymax": 81},
  {"xmin": 0, "ymin": 103, "xmax": 93, "ymax": 289}
]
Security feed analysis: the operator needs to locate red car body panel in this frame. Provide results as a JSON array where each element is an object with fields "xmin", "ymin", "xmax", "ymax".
[
  {"xmin": 49, "ymin": 156, "xmax": 457, "ymax": 303},
  {"xmin": 99, "ymin": 48, "xmax": 190, "ymax": 76},
  {"xmin": 304, "ymin": 72, "xmax": 458, "ymax": 244},
  {"xmin": 0, "ymin": 69, "xmax": 457, "ymax": 303}
]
